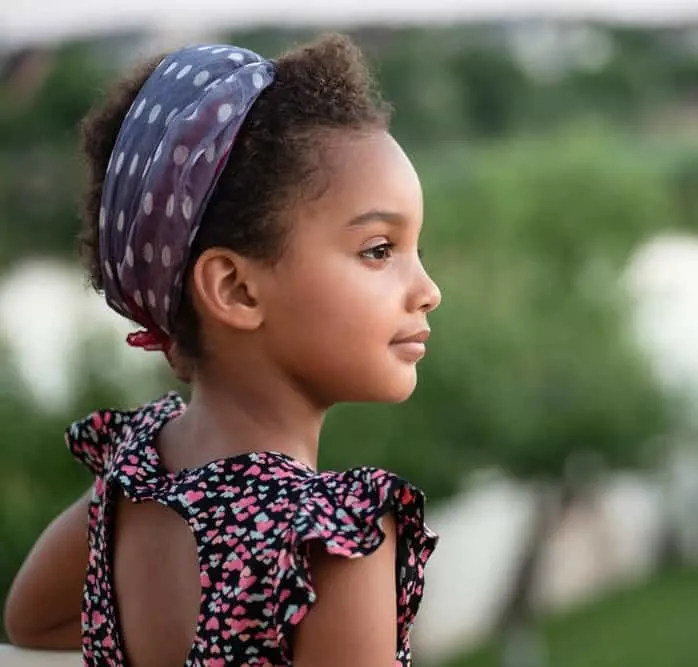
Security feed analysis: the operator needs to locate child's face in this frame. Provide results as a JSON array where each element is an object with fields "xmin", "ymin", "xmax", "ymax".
[{"xmin": 255, "ymin": 129, "xmax": 441, "ymax": 405}]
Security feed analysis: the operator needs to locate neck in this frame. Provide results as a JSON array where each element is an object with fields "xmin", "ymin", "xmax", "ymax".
[{"xmin": 173, "ymin": 362, "xmax": 326, "ymax": 471}]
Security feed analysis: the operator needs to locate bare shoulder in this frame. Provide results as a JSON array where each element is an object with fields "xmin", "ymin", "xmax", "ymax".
[{"xmin": 293, "ymin": 512, "xmax": 398, "ymax": 667}]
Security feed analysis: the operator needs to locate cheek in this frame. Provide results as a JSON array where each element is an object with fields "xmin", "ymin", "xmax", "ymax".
[
  {"xmin": 301, "ymin": 264, "xmax": 394, "ymax": 330},
  {"xmin": 264, "ymin": 262, "xmax": 418, "ymax": 403},
  {"xmin": 271, "ymin": 262, "xmax": 388, "ymax": 351}
]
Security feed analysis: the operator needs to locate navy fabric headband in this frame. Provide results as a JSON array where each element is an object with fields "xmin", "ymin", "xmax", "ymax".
[{"xmin": 98, "ymin": 44, "xmax": 275, "ymax": 350}]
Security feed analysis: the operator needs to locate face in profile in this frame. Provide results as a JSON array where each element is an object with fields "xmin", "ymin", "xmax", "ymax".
[{"xmin": 255, "ymin": 129, "xmax": 442, "ymax": 406}]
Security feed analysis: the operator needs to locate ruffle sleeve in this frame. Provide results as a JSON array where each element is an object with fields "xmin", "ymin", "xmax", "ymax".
[
  {"xmin": 64, "ymin": 407, "xmax": 134, "ymax": 477},
  {"xmin": 273, "ymin": 466, "xmax": 438, "ymax": 660}
]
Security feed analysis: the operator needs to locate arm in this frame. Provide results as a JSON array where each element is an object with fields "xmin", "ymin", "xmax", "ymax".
[
  {"xmin": 3, "ymin": 487, "xmax": 92, "ymax": 650},
  {"xmin": 293, "ymin": 513, "xmax": 398, "ymax": 667}
]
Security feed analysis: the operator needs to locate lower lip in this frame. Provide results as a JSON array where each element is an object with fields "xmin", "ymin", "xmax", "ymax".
[{"xmin": 391, "ymin": 341, "xmax": 426, "ymax": 361}]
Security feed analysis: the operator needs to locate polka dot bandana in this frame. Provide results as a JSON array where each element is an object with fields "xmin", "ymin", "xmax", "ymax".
[{"xmin": 99, "ymin": 44, "xmax": 275, "ymax": 351}]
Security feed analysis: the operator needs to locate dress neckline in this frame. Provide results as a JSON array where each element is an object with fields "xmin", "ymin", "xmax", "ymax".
[{"xmin": 114, "ymin": 391, "xmax": 315, "ymax": 496}]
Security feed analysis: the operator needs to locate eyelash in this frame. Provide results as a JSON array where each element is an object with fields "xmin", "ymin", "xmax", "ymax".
[{"xmin": 359, "ymin": 243, "xmax": 425, "ymax": 262}]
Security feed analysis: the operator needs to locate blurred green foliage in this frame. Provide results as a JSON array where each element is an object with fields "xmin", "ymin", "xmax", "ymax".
[{"xmin": 2, "ymin": 21, "xmax": 698, "ymax": 657}]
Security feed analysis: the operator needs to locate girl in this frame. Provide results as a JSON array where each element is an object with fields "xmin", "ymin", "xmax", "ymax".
[{"xmin": 4, "ymin": 33, "xmax": 441, "ymax": 666}]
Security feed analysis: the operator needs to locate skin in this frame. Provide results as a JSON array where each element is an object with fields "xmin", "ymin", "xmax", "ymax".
[{"xmin": 4, "ymin": 128, "xmax": 441, "ymax": 666}]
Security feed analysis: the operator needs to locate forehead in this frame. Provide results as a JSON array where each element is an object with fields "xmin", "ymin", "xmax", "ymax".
[{"xmin": 300, "ymin": 129, "xmax": 423, "ymax": 224}]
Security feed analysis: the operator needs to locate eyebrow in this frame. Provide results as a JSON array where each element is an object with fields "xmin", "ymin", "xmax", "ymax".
[{"xmin": 346, "ymin": 210, "xmax": 405, "ymax": 227}]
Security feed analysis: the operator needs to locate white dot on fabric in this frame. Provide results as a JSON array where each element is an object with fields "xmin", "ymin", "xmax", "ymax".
[
  {"xmin": 166, "ymin": 194, "xmax": 175, "ymax": 218},
  {"xmin": 173, "ymin": 145, "xmax": 190, "ymax": 166},
  {"xmin": 104, "ymin": 261, "xmax": 113, "ymax": 280},
  {"xmin": 134, "ymin": 290, "xmax": 143, "ymax": 308},
  {"xmin": 228, "ymin": 52, "xmax": 244, "ymax": 62},
  {"xmin": 125, "ymin": 245, "xmax": 134, "ymax": 267},
  {"xmin": 176, "ymin": 64, "xmax": 192, "ymax": 79},
  {"xmin": 154, "ymin": 141, "xmax": 163, "ymax": 163},
  {"xmin": 211, "ymin": 47, "xmax": 227, "ymax": 54},
  {"xmin": 163, "ymin": 61, "xmax": 178, "ymax": 76},
  {"xmin": 115, "ymin": 152, "xmax": 125, "ymax": 174},
  {"xmin": 252, "ymin": 71, "xmax": 265, "ymax": 89},
  {"xmin": 148, "ymin": 289, "xmax": 157, "ymax": 308},
  {"xmin": 99, "ymin": 207, "xmax": 106, "ymax": 229},
  {"xmin": 143, "ymin": 242, "xmax": 153, "ymax": 263},
  {"xmin": 225, "ymin": 73, "xmax": 236, "ymax": 84},
  {"xmin": 133, "ymin": 98, "xmax": 147, "ymax": 119},
  {"xmin": 143, "ymin": 192, "xmax": 153, "ymax": 215},
  {"xmin": 148, "ymin": 104, "xmax": 162, "ymax": 124},
  {"xmin": 182, "ymin": 195, "xmax": 193, "ymax": 221},
  {"xmin": 205, "ymin": 143, "xmax": 216, "ymax": 164},
  {"xmin": 193, "ymin": 70, "xmax": 210, "ymax": 87},
  {"xmin": 197, "ymin": 45, "xmax": 212, "ymax": 52},
  {"xmin": 162, "ymin": 245, "xmax": 172, "ymax": 267},
  {"xmin": 165, "ymin": 107, "xmax": 179, "ymax": 125},
  {"xmin": 217, "ymin": 103, "xmax": 233, "ymax": 123},
  {"xmin": 117, "ymin": 211, "xmax": 125, "ymax": 232},
  {"xmin": 164, "ymin": 295, "xmax": 170, "ymax": 312},
  {"xmin": 129, "ymin": 153, "xmax": 139, "ymax": 177}
]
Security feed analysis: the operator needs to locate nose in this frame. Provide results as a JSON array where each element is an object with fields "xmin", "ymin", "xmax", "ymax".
[{"xmin": 411, "ymin": 262, "xmax": 441, "ymax": 314}]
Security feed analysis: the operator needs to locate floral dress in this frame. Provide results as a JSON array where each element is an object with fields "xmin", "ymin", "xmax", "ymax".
[{"xmin": 66, "ymin": 391, "xmax": 437, "ymax": 666}]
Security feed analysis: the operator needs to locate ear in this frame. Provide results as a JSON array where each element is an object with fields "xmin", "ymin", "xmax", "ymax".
[{"xmin": 191, "ymin": 247, "xmax": 264, "ymax": 331}]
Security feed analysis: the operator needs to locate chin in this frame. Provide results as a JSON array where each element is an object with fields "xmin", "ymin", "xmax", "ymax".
[
  {"xmin": 364, "ymin": 368, "xmax": 418, "ymax": 404},
  {"xmin": 326, "ymin": 359, "xmax": 420, "ymax": 404}
]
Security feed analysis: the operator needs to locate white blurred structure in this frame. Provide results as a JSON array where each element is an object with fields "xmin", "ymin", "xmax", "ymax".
[
  {"xmin": 414, "ymin": 471, "xmax": 665, "ymax": 663},
  {"xmin": 624, "ymin": 233, "xmax": 698, "ymax": 562},
  {"xmin": 0, "ymin": 260, "xmax": 164, "ymax": 412},
  {"xmin": 624, "ymin": 233, "xmax": 698, "ymax": 409},
  {"xmin": 0, "ymin": 646, "xmax": 78, "ymax": 667},
  {"xmin": 2, "ymin": 0, "xmax": 698, "ymax": 47},
  {"xmin": 415, "ymin": 474, "xmax": 539, "ymax": 662}
]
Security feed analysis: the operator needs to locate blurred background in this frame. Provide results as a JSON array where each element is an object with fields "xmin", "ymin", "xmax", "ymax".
[{"xmin": 3, "ymin": 1, "xmax": 698, "ymax": 666}]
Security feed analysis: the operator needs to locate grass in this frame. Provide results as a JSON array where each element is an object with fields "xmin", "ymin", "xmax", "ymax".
[{"xmin": 441, "ymin": 566, "xmax": 698, "ymax": 667}]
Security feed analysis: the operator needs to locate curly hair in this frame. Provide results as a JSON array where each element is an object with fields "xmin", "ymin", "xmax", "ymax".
[{"xmin": 78, "ymin": 33, "xmax": 391, "ymax": 359}]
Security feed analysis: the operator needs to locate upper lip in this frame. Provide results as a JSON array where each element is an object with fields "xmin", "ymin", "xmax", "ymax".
[{"xmin": 392, "ymin": 329, "xmax": 431, "ymax": 345}]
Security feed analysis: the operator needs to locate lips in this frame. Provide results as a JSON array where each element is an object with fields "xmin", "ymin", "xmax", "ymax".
[
  {"xmin": 390, "ymin": 329, "xmax": 430, "ymax": 361},
  {"xmin": 391, "ymin": 329, "xmax": 430, "ymax": 345}
]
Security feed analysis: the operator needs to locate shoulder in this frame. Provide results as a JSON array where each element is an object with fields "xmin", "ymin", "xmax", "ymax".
[
  {"xmin": 273, "ymin": 464, "xmax": 437, "ymax": 663},
  {"xmin": 293, "ymin": 466, "xmax": 435, "ymax": 557},
  {"xmin": 291, "ymin": 511, "xmax": 399, "ymax": 667}
]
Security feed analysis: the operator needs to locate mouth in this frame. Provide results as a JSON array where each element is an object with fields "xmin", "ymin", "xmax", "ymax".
[
  {"xmin": 392, "ymin": 329, "xmax": 430, "ymax": 345},
  {"xmin": 390, "ymin": 329, "xmax": 430, "ymax": 361}
]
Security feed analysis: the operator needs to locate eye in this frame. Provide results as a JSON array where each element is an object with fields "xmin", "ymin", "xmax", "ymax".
[{"xmin": 360, "ymin": 242, "xmax": 395, "ymax": 262}]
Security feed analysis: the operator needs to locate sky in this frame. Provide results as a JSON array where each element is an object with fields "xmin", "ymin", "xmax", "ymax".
[{"xmin": 3, "ymin": 0, "xmax": 698, "ymax": 47}]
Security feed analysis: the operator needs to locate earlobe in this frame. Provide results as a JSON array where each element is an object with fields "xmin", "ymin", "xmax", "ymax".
[{"xmin": 191, "ymin": 248, "xmax": 264, "ymax": 331}]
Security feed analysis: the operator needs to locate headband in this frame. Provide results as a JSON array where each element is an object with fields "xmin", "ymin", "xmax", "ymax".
[{"xmin": 99, "ymin": 44, "xmax": 275, "ymax": 350}]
